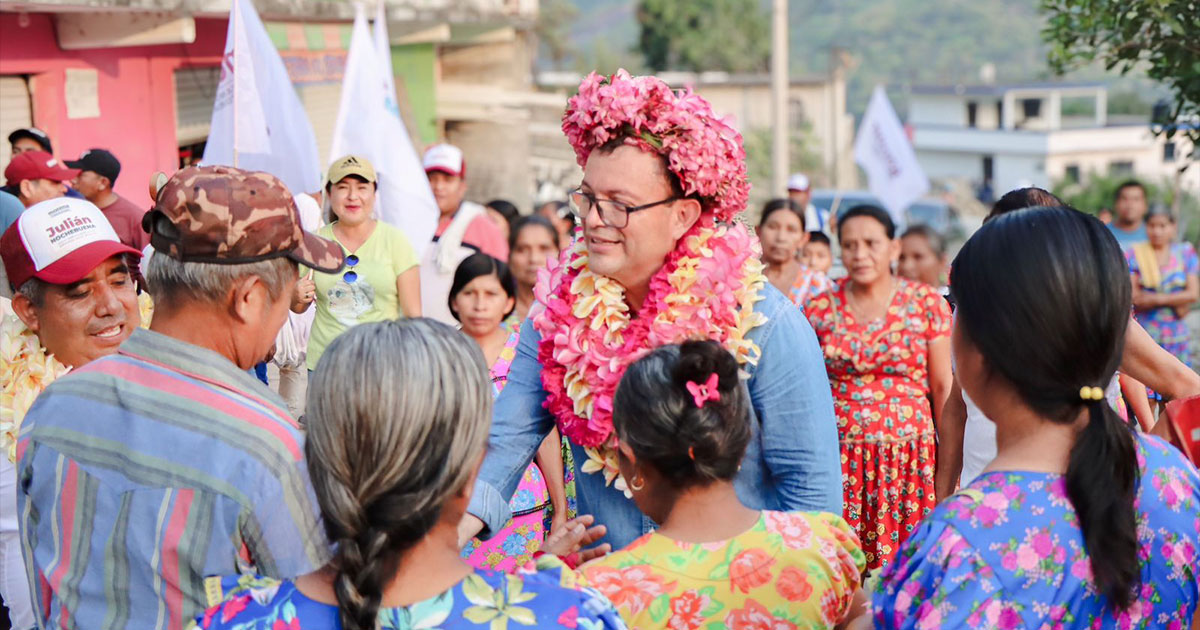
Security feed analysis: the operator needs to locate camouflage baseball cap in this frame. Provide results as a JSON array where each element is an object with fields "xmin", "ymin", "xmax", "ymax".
[{"xmin": 143, "ymin": 165, "xmax": 344, "ymax": 273}]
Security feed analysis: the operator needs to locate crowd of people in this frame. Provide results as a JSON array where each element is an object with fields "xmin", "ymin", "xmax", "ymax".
[{"xmin": 1, "ymin": 69, "xmax": 1198, "ymax": 630}]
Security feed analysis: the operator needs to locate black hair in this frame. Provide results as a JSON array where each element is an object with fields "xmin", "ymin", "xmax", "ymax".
[
  {"xmin": 1145, "ymin": 204, "xmax": 1175, "ymax": 223},
  {"xmin": 324, "ymin": 174, "xmax": 378, "ymax": 192},
  {"xmin": 595, "ymin": 136, "xmax": 686, "ymax": 198},
  {"xmin": 900, "ymin": 224, "xmax": 947, "ymax": 257},
  {"xmin": 1113, "ymin": 179, "xmax": 1146, "ymax": 203},
  {"xmin": 950, "ymin": 206, "xmax": 1139, "ymax": 609},
  {"xmin": 486, "ymin": 199, "xmax": 521, "ymax": 227},
  {"xmin": 806, "ymin": 232, "xmax": 831, "ymax": 248},
  {"xmin": 836, "ymin": 204, "xmax": 895, "ymax": 241},
  {"xmin": 447, "ymin": 253, "xmax": 516, "ymax": 322},
  {"xmin": 759, "ymin": 198, "xmax": 806, "ymax": 231},
  {"xmin": 612, "ymin": 340, "xmax": 751, "ymax": 489},
  {"xmin": 509, "ymin": 215, "xmax": 561, "ymax": 252},
  {"xmin": 987, "ymin": 187, "xmax": 1064, "ymax": 223}
]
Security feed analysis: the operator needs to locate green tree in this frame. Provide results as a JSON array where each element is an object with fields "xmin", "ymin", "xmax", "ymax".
[
  {"xmin": 1042, "ymin": 0, "xmax": 1200, "ymax": 153},
  {"xmin": 636, "ymin": 0, "xmax": 770, "ymax": 72}
]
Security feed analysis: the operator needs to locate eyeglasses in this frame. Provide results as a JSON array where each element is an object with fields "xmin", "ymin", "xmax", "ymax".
[
  {"xmin": 567, "ymin": 188, "xmax": 681, "ymax": 229},
  {"xmin": 342, "ymin": 254, "xmax": 359, "ymax": 283}
]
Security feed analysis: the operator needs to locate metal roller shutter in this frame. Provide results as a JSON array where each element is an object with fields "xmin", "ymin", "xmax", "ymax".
[
  {"xmin": 1, "ymin": 75, "xmax": 34, "ymax": 175},
  {"xmin": 174, "ymin": 66, "xmax": 220, "ymax": 145}
]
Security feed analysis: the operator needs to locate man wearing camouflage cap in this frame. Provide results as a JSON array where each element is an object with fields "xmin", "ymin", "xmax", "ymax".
[{"xmin": 16, "ymin": 165, "xmax": 344, "ymax": 629}]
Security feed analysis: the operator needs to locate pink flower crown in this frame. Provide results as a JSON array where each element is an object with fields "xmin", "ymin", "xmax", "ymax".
[{"xmin": 562, "ymin": 69, "xmax": 751, "ymax": 223}]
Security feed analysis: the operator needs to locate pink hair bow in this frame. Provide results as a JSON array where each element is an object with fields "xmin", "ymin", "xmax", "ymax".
[{"xmin": 686, "ymin": 373, "xmax": 721, "ymax": 408}]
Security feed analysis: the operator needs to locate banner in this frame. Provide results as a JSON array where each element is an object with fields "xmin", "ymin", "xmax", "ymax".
[
  {"xmin": 853, "ymin": 86, "xmax": 930, "ymax": 225},
  {"xmin": 329, "ymin": 3, "xmax": 438, "ymax": 258},
  {"xmin": 202, "ymin": 0, "xmax": 321, "ymax": 194}
]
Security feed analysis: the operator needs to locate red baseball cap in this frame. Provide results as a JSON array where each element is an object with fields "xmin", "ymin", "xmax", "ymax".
[
  {"xmin": 1, "ymin": 197, "xmax": 141, "ymax": 290},
  {"xmin": 4, "ymin": 150, "xmax": 80, "ymax": 187}
]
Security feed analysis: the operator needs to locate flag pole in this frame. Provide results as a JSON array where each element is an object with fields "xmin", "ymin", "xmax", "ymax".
[{"xmin": 231, "ymin": 0, "xmax": 239, "ymax": 168}]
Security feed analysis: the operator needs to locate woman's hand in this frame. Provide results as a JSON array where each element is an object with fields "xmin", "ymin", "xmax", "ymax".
[
  {"xmin": 540, "ymin": 514, "xmax": 610, "ymax": 565},
  {"xmin": 292, "ymin": 272, "xmax": 317, "ymax": 313}
]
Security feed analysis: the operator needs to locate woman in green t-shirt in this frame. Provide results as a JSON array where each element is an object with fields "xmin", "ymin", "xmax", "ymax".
[{"xmin": 293, "ymin": 155, "xmax": 421, "ymax": 371}]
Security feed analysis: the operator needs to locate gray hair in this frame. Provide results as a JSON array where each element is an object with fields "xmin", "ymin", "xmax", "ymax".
[
  {"xmin": 145, "ymin": 253, "xmax": 296, "ymax": 304},
  {"xmin": 16, "ymin": 277, "xmax": 47, "ymax": 308},
  {"xmin": 304, "ymin": 318, "xmax": 491, "ymax": 630}
]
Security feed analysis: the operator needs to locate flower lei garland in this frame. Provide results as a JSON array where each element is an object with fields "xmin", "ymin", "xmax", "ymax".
[
  {"xmin": 533, "ymin": 70, "xmax": 768, "ymax": 490},
  {"xmin": 1, "ymin": 292, "xmax": 154, "ymax": 463},
  {"xmin": 1, "ymin": 309, "xmax": 70, "ymax": 463}
]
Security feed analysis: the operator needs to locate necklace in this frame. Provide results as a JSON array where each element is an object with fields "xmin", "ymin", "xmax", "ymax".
[
  {"xmin": 532, "ymin": 216, "xmax": 768, "ymax": 491},
  {"xmin": 1, "ymin": 310, "xmax": 70, "ymax": 463}
]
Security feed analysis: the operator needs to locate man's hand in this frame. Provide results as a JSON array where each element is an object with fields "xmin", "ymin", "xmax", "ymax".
[
  {"xmin": 540, "ymin": 514, "xmax": 610, "ymax": 565},
  {"xmin": 457, "ymin": 513, "xmax": 486, "ymax": 549},
  {"xmin": 291, "ymin": 271, "xmax": 317, "ymax": 313}
]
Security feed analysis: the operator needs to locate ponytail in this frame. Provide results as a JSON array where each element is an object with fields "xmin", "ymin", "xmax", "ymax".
[{"xmin": 1065, "ymin": 399, "xmax": 1140, "ymax": 609}]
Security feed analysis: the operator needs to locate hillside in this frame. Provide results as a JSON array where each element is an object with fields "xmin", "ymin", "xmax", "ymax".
[{"xmin": 551, "ymin": 0, "xmax": 1156, "ymax": 115}]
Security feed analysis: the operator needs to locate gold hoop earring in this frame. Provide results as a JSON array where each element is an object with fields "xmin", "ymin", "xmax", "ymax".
[{"xmin": 629, "ymin": 475, "xmax": 645, "ymax": 492}]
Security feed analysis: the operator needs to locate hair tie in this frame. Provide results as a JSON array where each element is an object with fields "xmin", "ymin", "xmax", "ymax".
[
  {"xmin": 1079, "ymin": 386, "xmax": 1104, "ymax": 402},
  {"xmin": 686, "ymin": 373, "xmax": 721, "ymax": 408},
  {"xmin": 687, "ymin": 446, "xmax": 696, "ymax": 461}
]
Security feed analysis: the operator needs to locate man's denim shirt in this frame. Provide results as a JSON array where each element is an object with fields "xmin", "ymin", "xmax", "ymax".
[{"xmin": 468, "ymin": 284, "xmax": 843, "ymax": 548}]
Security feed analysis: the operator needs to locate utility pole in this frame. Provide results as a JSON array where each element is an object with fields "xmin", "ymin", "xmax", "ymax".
[{"xmin": 770, "ymin": 0, "xmax": 789, "ymax": 195}]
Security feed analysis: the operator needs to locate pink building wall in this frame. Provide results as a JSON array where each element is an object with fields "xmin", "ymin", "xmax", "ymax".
[{"xmin": 0, "ymin": 12, "xmax": 226, "ymax": 200}]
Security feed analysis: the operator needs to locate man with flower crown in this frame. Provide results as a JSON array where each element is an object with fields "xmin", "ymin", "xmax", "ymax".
[
  {"xmin": 1, "ymin": 197, "xmax": 144, "ymax": 629},
  {"xmin": 459, "ymin": 70, "xmax": 842, "ymax": 550}
]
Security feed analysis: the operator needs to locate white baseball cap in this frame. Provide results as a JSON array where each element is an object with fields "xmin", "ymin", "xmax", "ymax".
[
  {"xmin": 423, "ymin": 144, "xmax": 465, "ymax": 177},
  {"xmin": 1, "ymin": 197, "xmax": 140, "ymax": 289},
  {"xmin": 786, "ymin": 173, "xmax": 811, "ymax": 192}
]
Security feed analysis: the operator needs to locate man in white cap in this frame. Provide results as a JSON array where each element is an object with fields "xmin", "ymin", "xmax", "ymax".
[
  {"xmin": 1, "ymin": 197, "xmax": 143, "ymax": 630},
  {"xmin": 421, "ymin": 143, "xmax": 509, "ymax": 324},
  {"xmin": 787, "ymin": 172, "xmax": 830, "ymax": 235}
]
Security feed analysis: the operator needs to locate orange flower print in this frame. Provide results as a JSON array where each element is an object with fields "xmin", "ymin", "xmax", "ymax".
[
  {"xmin": 587, "ymin": 565, "xmax": 676, "ymax": 615},
  {"xmin": 775, "ymin": 566, "xmax": 814, "ymax": 602},
  {"xmin": 667, "ymin": 589, "xmax": 710, "ymax": 630},
  {"xmin": 725, "ymin": 600, "xmax": 798, "ymax": 630},
  {"xmin": 729, "ymin": 548, "xmax": 775, "ymax": 593}
]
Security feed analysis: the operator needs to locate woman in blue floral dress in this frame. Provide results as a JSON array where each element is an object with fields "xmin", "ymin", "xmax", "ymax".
[
  {"xmin": 193, "ymin": 320, "xmax": 624, "ymax": 630},
  {"xmin": 1126, "ymin": 206, "xmax": 1199, "ymax": 400},
  {"xmin": 868, "ymin": 208, "xmax": 1200, "ymax": 629}
]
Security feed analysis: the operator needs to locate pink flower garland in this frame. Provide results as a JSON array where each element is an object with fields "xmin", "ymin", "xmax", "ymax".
[{"xmin": 534, "ymin": 70, "xmax": 768, "ymax": 488}]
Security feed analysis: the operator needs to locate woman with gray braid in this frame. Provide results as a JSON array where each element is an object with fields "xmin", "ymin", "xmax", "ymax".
[{"xmin": 195, "ymin": 319, "xmax": 625, "ymax": 630}]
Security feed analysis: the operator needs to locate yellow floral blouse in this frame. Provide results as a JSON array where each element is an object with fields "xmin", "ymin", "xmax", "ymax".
[{"xmin": 580, "ymin": 510, "xmax": 865, "ymax": 629}]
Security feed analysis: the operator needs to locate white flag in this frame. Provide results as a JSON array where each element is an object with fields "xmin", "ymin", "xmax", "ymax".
[
  {"xmin": 330, "ymin": 3, "xmax": 438, "ymax": 258},
  {"xmin": 203, "ymin": 0, "xmax": 321, "ymax": 194},
  {"xmin": 854, "ymin": 86, "xmax": 929, "ymax": 225}
]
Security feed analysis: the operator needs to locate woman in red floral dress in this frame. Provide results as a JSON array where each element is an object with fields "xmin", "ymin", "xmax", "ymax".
[{"xmin": 806, "ymin": 205, "xmax": 953, "ymax": 570}]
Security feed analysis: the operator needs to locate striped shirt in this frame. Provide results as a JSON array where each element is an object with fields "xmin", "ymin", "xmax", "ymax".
[{"xmin": 16, "ymin": 328, "xmax": 330, "ymax": 629}]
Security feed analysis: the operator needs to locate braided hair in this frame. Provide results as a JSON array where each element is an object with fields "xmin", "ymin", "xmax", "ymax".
[{"xmin": 304, "ymin": 319, "xmax": 491, "ymax": 628}]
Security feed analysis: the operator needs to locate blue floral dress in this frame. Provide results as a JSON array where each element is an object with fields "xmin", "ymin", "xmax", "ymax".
[
  {"xmin": 192, "ymin": 557, "xmax": 626, "ymax": 629},
  {"xmin": 1126, "ymin": 242, "xmax": 1198, "ymax": 371},
  {"xmin": 873, "ymin": 434, "xmax": 1200, "ymax": 630}
]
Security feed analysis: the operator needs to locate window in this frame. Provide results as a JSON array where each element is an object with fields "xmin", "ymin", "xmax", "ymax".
[
  {"xmin": 1022, "ymin": 98, "xmax": 1041, "ymax": 118},
  {"xmin": 1109, "ymin": 160, "xmax": 1134, "ymax": 176},
  {"xmin": 982, "ymin": 155, "xmax": 994, "ymax": 182},
  {"xmin": 1164, "ymin": 142, "xmax": 1177, "ymax": 163},
  {"xmin": 1064, "ymin": 164, "xmax": 1080, "ymax": 183},
  {"xmin": 967, "ymin": 102, "xmax": 977, "ymax": 128}
]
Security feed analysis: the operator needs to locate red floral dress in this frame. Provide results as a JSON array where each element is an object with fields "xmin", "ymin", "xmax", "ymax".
[{"xmin": 806, "ymin": 278, "xmax": 951, "ymax": 570}]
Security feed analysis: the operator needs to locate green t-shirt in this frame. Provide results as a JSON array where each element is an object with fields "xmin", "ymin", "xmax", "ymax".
[{"xmin": 307, "ymin": 221, "xmax": 418, "ymax": 370}]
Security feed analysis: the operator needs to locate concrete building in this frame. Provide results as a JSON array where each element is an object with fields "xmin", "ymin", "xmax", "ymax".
[
  {"xmin": 908, "ymin": 82, "xmax": 1198, "ymax": 198},
  {"xmin": 1, "ymin": 0, "xmax": 541, "ymax": 204},
  {"xmin": 535, "ymin": 67, "xmax": 858, "ymax": 204}
]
